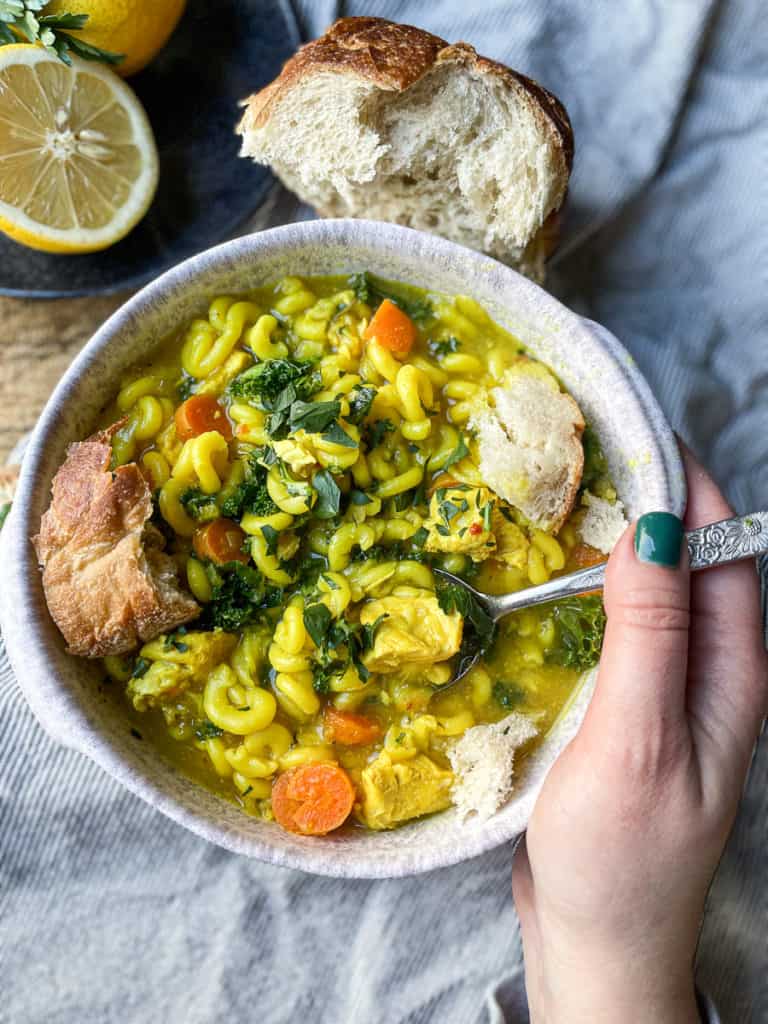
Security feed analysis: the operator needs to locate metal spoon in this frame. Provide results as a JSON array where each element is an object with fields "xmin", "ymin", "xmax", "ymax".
[{"xmin": 434, "ymin": 510, "xmax": 768, "ymax": 688}]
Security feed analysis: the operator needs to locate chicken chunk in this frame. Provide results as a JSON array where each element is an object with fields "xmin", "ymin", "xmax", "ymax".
[
  {"xmin": 272, "ymin": 431, "xmax": 318, "ymax": 476},
  {"xmin": 423, "ymin": 484, "xmax": 496, "ymax": 562},
  {"xmin": 360, "ymin": 594, "xmax": 463, "ymax": 673},
  {"xmin": 492, "ymin": 509, "xmax": 530, "ymax": 570},
  {"xmin": 359, "ymin": 752, "xmax": 454, "ymax": 829},
  {"xmin": 127, "ymin": 629, "xmax": 237, "ymax": 710}
]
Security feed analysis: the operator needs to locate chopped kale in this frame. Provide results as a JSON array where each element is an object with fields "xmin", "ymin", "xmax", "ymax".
[
  {"xmin": 229, "ymin": 358, "xmax": 319, "ymax": 407},
  {"xmin": 220, "ymin": 454, "xmax": 279, "ymax": 519},
  {"xmin": 180, "ymin": 487, "xmax": 219, "ymax": 522},
  {"xmin": 547, "ymin": 595, "xmax": 606, "ymax": 671},
  {"xmin": 202, "ymin": 562, "xmax": 266, "ymax": 632}
]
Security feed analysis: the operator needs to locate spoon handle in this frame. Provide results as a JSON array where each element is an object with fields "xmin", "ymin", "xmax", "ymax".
[{"xmin": 491, "ymin": 511, "xmax": 768, "ymax": 618}]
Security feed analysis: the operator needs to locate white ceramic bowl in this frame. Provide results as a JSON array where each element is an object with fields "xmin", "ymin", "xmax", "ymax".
[{"xmin": 0, "ymin": 220, "xmax": 685, "ymax": 878}]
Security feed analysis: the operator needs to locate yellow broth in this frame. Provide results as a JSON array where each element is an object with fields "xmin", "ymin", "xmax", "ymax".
[{"xmin": 100, "ymin": 273, "xmax": 610, "ymax": 831}]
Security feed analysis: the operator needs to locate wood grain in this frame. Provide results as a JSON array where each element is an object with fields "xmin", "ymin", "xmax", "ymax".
[{"xmin": 0, "ymin": 293, "xmax": 128, "ymax": 462}]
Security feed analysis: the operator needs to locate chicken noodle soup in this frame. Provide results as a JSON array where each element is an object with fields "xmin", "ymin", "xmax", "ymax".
[{"xmin": 95, "ymin": 273, "xmax": 618, "ymax": 833}]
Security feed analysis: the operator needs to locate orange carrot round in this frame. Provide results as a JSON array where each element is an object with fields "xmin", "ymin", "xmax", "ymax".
[
  {"xmin": 323, "ymin": 706, "xmax": 381, "ymax": 746},
  {"xmin": 193, "ymin": 518, "xmax": 249, "ymax": 565},
  {"xmin": 175, "ymin": 395, "xmax": 233, "ymax": 441},
  {"xmin": 271, "ymin": 763, "xmax": 355, "ymax": 836},
  {"xmin": 363, "ymin": 298, "xmax": 417, "ymax": 356}
]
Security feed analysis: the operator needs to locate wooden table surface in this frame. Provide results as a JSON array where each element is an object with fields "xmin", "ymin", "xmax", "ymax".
[
  {"xmin": 2, "ymin": 288, "xmax": 766, "ymax": 1022},
  {"xmin": 0, "ymin": 292, "xmax": 127, "ymax": 461}
]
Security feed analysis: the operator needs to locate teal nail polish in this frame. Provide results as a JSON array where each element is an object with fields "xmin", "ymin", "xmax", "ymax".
[{"xmin": 634, "ymin": 512, "xmax": 684, "ymax": 567}]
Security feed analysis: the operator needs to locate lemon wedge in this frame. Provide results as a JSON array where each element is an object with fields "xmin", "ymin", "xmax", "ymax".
[{"xmin": 0, "ymin": 45, "xmax": 158, "ymax": 254}]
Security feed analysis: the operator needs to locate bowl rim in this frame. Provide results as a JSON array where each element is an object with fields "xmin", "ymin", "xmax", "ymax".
[{"xmin": 0, "ymin": 219, "xmax": 686, "ymax": 877}]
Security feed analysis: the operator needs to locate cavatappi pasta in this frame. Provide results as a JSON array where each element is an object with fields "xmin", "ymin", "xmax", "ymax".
[{"xmin": 101, "ymin": 273, "xmax": 616, "ymax": 835}]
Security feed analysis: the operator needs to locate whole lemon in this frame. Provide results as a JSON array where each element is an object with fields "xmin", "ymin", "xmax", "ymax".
[{"xmin": 44, "ymin": 0, "xmax": 187, "ymax": 77}]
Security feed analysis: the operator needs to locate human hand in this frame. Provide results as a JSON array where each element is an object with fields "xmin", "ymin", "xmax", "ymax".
[{"xmin": 512, "ymin": 446, "xmax": 768, "ymax": 1023}]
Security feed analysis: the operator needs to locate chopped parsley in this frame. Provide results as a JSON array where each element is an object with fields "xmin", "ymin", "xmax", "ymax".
[
  {"xmin": 492, "ymin": 681, "xmax": 526, "ymax": 710},
  {"xmin": 347, "ymin": 386, "xmax": 376, "ymax": 424},
  {"xmin": 443, "ymin": 433, "xmax": 470, "ymax": 472},
  {"xmin": 363, "ymin": 418, "xmax": 395, "ymax": 450},
  {"xmin": 312, "ymin": 469, "xmax": 341, "ymax": 520},
  {"xmin": 131, "ymin": 656, "xmax": 151, "ymax": 679},
  {"xmin": 437, "ymin": 581, "xmax": 497, "ymax": 670}
]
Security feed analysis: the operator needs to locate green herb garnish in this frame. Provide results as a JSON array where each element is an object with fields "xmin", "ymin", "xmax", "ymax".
[
  {"xmin": 350, "ymin": 271, "xmax": 433, "ymax": 325},
  {"xmin": 0, "ymin": 3, "xmax": 124, "ymax": 65},
  {"xmin": 312, "ymin": 469, "xmax": 341, "ymax": 520}
]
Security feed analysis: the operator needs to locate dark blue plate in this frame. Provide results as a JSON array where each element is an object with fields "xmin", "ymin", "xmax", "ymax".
[{"xmin": 0, "ymin": 0, "xmax": 299, "ymax": 298}]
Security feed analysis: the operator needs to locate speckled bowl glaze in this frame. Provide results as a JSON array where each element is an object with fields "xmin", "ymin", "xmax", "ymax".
[{"xmin": 0, "ymin": 220, "xmax": 685, "ymax": 878}]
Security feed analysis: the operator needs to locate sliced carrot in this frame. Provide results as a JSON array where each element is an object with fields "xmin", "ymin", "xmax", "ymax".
[
  {"xmin": 271, "ymin": 763, "xmax": 355, "ymax": 836},
  {"xmin": 175, "ymin": 395, "xmax": 233, "ymax": 441},
  {"xmin": 363, "ymin": 298, "xmax": 417, "ymax": 356},
  {"xmin": 193, "ymin": 518, "xmax": 249, "ymax": 564},
  {"xmin": 323, "ymin": 706, "xmax": 382, "ymax": 746}
]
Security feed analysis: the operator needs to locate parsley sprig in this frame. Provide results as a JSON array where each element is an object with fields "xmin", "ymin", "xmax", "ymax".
[{"xmin": 0, "ymin": 2, "xmax": 124, "ymax": 66}]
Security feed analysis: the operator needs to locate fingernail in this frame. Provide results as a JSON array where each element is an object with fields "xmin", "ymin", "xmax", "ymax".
[{"xmin": 634, "ymin": 512, "xmax": 684, "ymax": 567}]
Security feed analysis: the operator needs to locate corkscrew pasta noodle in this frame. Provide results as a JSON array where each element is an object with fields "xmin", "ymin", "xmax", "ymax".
[{"xmin": 88, "ymin": 273, "xmax": 618, "ymax": 834}]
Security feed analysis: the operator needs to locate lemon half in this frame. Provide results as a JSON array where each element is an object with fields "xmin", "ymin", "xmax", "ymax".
[{"xmin": 0, "ymin": 45, "xmax": 158, "ymax": 254}]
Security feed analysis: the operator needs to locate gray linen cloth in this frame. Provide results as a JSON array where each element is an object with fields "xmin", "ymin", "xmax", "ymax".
[{"xmin": 1, "ymin": 1, "xmax": 765, "ymax": 1021}]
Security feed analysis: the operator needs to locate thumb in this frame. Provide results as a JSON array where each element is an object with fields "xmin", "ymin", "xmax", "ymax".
[{"xmin": 584, "ymin": 513, "xmax": 691, "ymax": 744}]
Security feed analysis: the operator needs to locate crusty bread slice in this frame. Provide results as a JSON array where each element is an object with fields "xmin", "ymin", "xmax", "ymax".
[
  {"xmin": 448, "ymin": 712, "xmax": 539, "ymax": 821},
  {"xmin": 578, "ymin": 491, "xmax": 628, "ymax": 554},
  {"xmin": 470, "ymin": 374, "xmax": 584, "ymax": 533},
  {"xmin": 33, "ymin": 424, "xmax": 199, "ymax": 657},
  {"xmin": 238, "ymin": 17, "xmax": 573, "ymax": 279}
]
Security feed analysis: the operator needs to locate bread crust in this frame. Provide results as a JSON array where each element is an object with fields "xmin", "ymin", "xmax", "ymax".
[
  {"xmin": 238, "ymin": 16, "xmax": 573, "ymax": 177},
  {"xmin": 33, "ymin": 424, "xmax": 199, "ymax": 658}
]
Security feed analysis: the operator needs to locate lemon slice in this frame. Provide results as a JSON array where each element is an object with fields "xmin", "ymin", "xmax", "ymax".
[{"xmin": 0, "ymin": 45, "xmax": 159, "ymax": 254}]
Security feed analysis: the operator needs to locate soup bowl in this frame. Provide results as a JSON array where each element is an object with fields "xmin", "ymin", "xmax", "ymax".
[{"xmin": 0, "ymin": 220, "xmax": 685, "ymax": 877}]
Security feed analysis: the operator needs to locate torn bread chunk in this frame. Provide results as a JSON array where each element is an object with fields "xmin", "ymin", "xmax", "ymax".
[
  {"xmin": 578, "ymin": 490, "xmax": 628, "ymax": 554},
  {"xmin": 33, "ymin": 425, "xmax": 199, "ymax": 657},
  {"xmin": 237, "ymin": 17, "xmax": 573, "ymax": 280},
  {"xmin": 448, "ymin": 713, "xmax": 538, "ymax": 821},
  {"xmin": 470, "ymin": 374, "xmax": 584, "ymax": 532}
]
